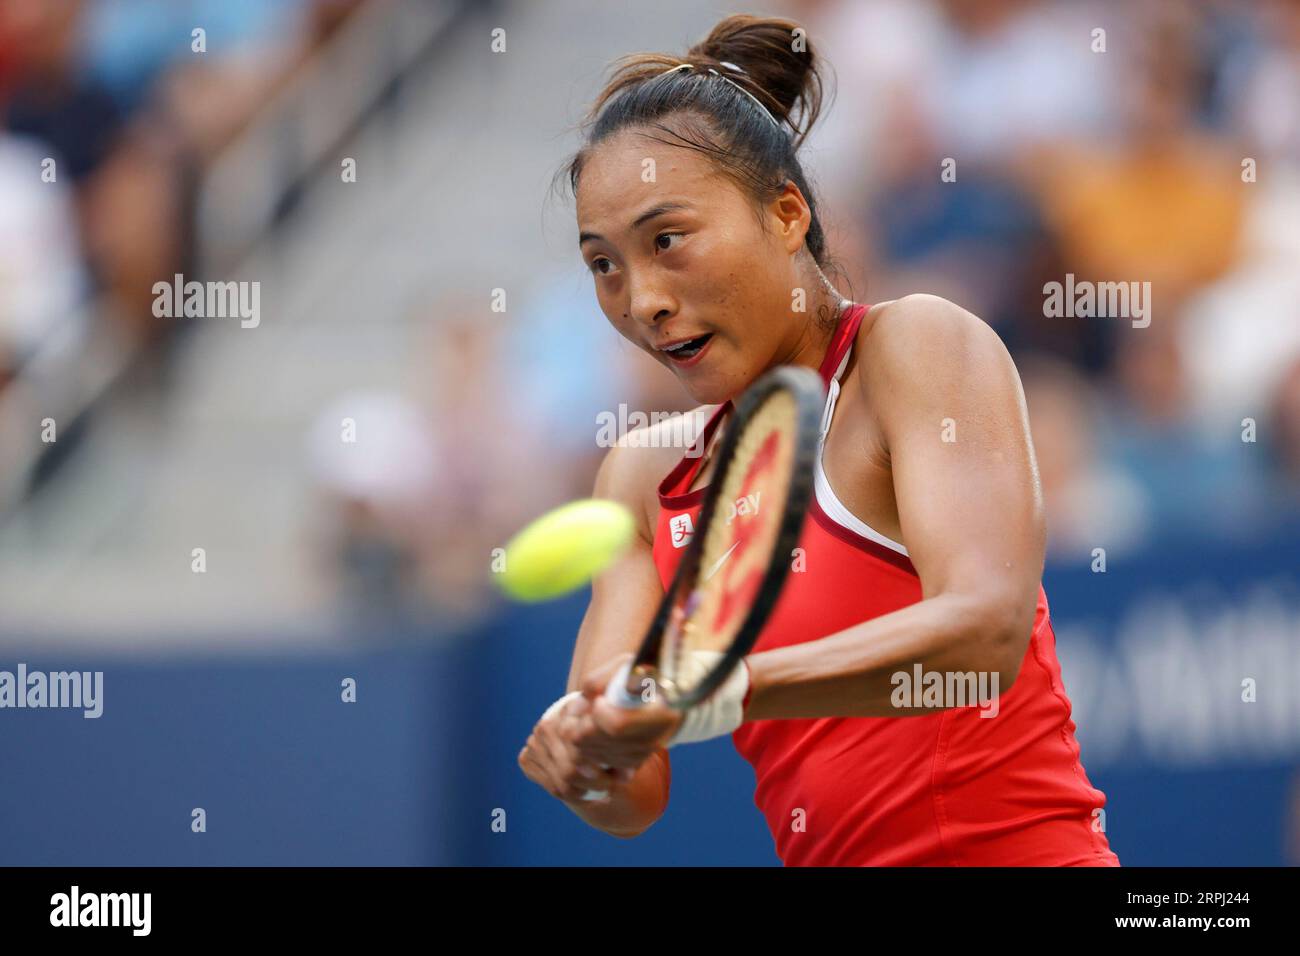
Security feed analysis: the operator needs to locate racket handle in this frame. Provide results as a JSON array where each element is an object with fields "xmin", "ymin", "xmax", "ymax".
[{"xmin": 581, "ymin": 661, "xmax": 640, "ymax": 801}]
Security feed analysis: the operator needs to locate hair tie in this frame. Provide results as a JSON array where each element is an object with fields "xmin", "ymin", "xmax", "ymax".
[{"xmin": 657, "ymin": 62, "xmax": 784, "ymax": 133}]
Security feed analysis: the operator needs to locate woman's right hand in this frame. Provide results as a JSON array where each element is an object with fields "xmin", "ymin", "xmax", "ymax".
[{"xmin": 518, "ymin": 691, "xmax": 631, "ymax": 803}]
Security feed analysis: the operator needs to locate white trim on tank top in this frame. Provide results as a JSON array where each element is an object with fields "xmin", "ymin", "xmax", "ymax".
[{"xmin": 814, "ymin": 347, "xmax": 910, "ymax": 557}]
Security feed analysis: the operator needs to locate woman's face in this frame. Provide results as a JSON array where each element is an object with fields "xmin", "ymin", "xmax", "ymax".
[{"xmin": 576, "ymin": 127, "xmax": 811, "ymax": 405}]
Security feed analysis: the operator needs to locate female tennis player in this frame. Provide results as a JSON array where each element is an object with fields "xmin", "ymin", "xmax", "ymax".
[{"xmin": 517, "ymin": 13, "xmax": 1119, "ymax": 866}]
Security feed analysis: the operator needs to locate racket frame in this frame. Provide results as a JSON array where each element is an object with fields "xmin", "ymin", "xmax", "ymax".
[
  {"xmin": 580, "ymin": 365, "xmax": 824, "ymax": 801},
  {"xmin": 619, "ymin": 363, "xmax": 825, "ymax": 710}
]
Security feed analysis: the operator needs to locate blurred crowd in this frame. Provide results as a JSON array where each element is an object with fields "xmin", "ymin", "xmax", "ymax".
[
  {"xmin": 2, "ymin": 0, "xmax": 1297, "ymax": 629},
  {"xmin": 796, "ymin": 0, "xmax": 1300, "ymax": 556},
  {"xmin": 0, "ymin": 0, "xmax": 396, "ymax": 621},
  {"xmin": 0, "ymin": 0, "xmax": 365, "ymax": 384}
]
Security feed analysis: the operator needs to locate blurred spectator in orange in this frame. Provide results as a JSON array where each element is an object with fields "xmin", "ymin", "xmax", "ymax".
[{"xmin": 1028, "ymin": 1, "xmax": 1247, "ymax": 321}]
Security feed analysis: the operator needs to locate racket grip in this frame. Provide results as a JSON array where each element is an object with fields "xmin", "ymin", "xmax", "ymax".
[{"xmin": 581, "ymin": 661, "xmax": 640, "ymax": 801}]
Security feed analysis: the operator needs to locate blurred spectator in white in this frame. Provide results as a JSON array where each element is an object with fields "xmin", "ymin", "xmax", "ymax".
[
  {"xmin": 1177, "ymin": 167, "xmax": 1300, "ymax": 432},
  {"xmin": 798, "ymin": 0, "xmax": 1119, "ymax": 202},
  {"xmin": 920, "ymin": 0, "xmax": 1120, "ymax": 166},
  {"xmin": 790, "ymin": 0, "xmax": 947, "ymax": 213},
  {"xmin": 1177, "ymin": 0, "xmax": 1300, "ymax": 439},
  {"xmin": 306, "ymin": 389, "xmax": 442, "ymax": 628},
  {"xmin": 0, "ymin": 133, "xmax": 88, "ymax": 386}
]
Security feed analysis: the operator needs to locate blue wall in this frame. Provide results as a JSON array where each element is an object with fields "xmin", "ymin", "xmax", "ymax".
[{"xmin": 0, "ymin": 644, "xmax": 471, "ymax": 865}]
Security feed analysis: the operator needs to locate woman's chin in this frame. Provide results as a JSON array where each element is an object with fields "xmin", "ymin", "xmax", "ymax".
[
  {"xmin": 666, "ymin": 344, "xmax": 745, "ymax": 405},
  {"xmin": 679, "ymin": 376, "xmax": 734, "ymax": 407}
]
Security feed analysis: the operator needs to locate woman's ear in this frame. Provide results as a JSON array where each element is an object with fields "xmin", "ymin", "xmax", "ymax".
[{"xmin": 769, "ymin": 180, "xmax": 811, "ymax": 255}]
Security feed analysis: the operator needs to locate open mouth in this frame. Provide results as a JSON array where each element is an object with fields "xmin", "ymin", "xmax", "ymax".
[{"xmin": 660, "ymin": 333, "xmax": 714, "ymax": 362}]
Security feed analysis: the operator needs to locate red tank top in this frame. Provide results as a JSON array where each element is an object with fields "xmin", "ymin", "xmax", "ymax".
[{"xmin": 651, "ymin": 302, "xmax": 1119, "ymax": 866}]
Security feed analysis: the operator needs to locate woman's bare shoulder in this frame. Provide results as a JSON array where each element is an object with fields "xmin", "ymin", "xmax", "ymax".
[
  {"xmin": 861, "ymin": 292, "xmax": 992, "ymax": 340},
  {"xmin": 858, "ymin": 294, "xmax": 1009, "ymax": 381},
  {"xmin": 595, "ymin": 404, "xmax": 716, "ymax": 537},
  {"xmin": 854, "ymin": 294, "xmax": 1022, "ymax": 434}
]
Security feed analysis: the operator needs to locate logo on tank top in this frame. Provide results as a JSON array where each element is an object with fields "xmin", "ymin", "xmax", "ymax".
[
  {"xmin": 668, "ymin": 513, "xmax": 694, "ymax": 548},
  {"xmin": 725, "ymin": 492, "xmax": 761, "ymax": 525}
]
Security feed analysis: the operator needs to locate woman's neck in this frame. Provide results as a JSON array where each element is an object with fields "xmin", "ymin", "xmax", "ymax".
[{"xmin": 779, "ymin": 275, "xmax": 849, "ymax": 374}]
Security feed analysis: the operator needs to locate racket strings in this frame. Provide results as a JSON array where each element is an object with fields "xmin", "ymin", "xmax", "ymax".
[{"xmin": 662, "ymin": 392, "xmax": 797, "ymax": 693}]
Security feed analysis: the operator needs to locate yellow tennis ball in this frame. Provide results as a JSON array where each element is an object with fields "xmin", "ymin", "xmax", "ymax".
[{"xmin": 496, "ymin": 499, "xmax": 636, "ymax": 602}]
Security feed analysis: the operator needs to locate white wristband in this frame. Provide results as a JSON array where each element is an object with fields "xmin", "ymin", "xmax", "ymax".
[
  {"xmin": 665, "ymin": 651, "xmax": 751, "ymax": 747},
  {"xmin": 544, "ymin": 653, "xmax": 751, "ymax": 804},
  {"xmin": 541, "ymin": 690, "xmax": 584, "ymax": 722}
]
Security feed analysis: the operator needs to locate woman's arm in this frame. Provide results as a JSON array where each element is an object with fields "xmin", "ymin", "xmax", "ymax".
[
  {"xmin": 518, "ymin": 436, "xmax": 674, "ymax": 836},
  {"xmin": 744, "ymin": 294, "xmax": 1047, "ymax": 720},
  {"xmin": 564, "ymin": 442, "xmax": 664, "ymax": 694}
]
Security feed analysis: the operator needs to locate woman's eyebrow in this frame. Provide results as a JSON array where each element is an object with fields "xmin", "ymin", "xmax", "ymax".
[{"xmin": 579, "ymin": 201, "xmax": 693, "ymax": 246}]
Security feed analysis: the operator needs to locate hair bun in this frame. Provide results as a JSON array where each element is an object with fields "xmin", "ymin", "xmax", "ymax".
[{"xmin": 687, "ymin": 13, "xmax": 825, "ymax": 147}]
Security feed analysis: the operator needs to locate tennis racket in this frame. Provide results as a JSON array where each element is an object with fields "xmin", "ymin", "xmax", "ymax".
[{"xmin": 582, "ymin": 364, "xmax": 825, "ymax": 799}]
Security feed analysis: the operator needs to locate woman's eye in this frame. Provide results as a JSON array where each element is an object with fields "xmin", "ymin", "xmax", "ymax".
[
  {"xmin": 655, "ymin": 233, "xmax": 682, "ymax": 252},
  {"xmin": 590, "ymin": 257, "xmax": 613, "ymax": 275}
]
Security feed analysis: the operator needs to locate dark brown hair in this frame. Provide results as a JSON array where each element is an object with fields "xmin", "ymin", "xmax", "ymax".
[{"xmin": 559, "ymin": 14, "xmax": 836, "ymax": 272}]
